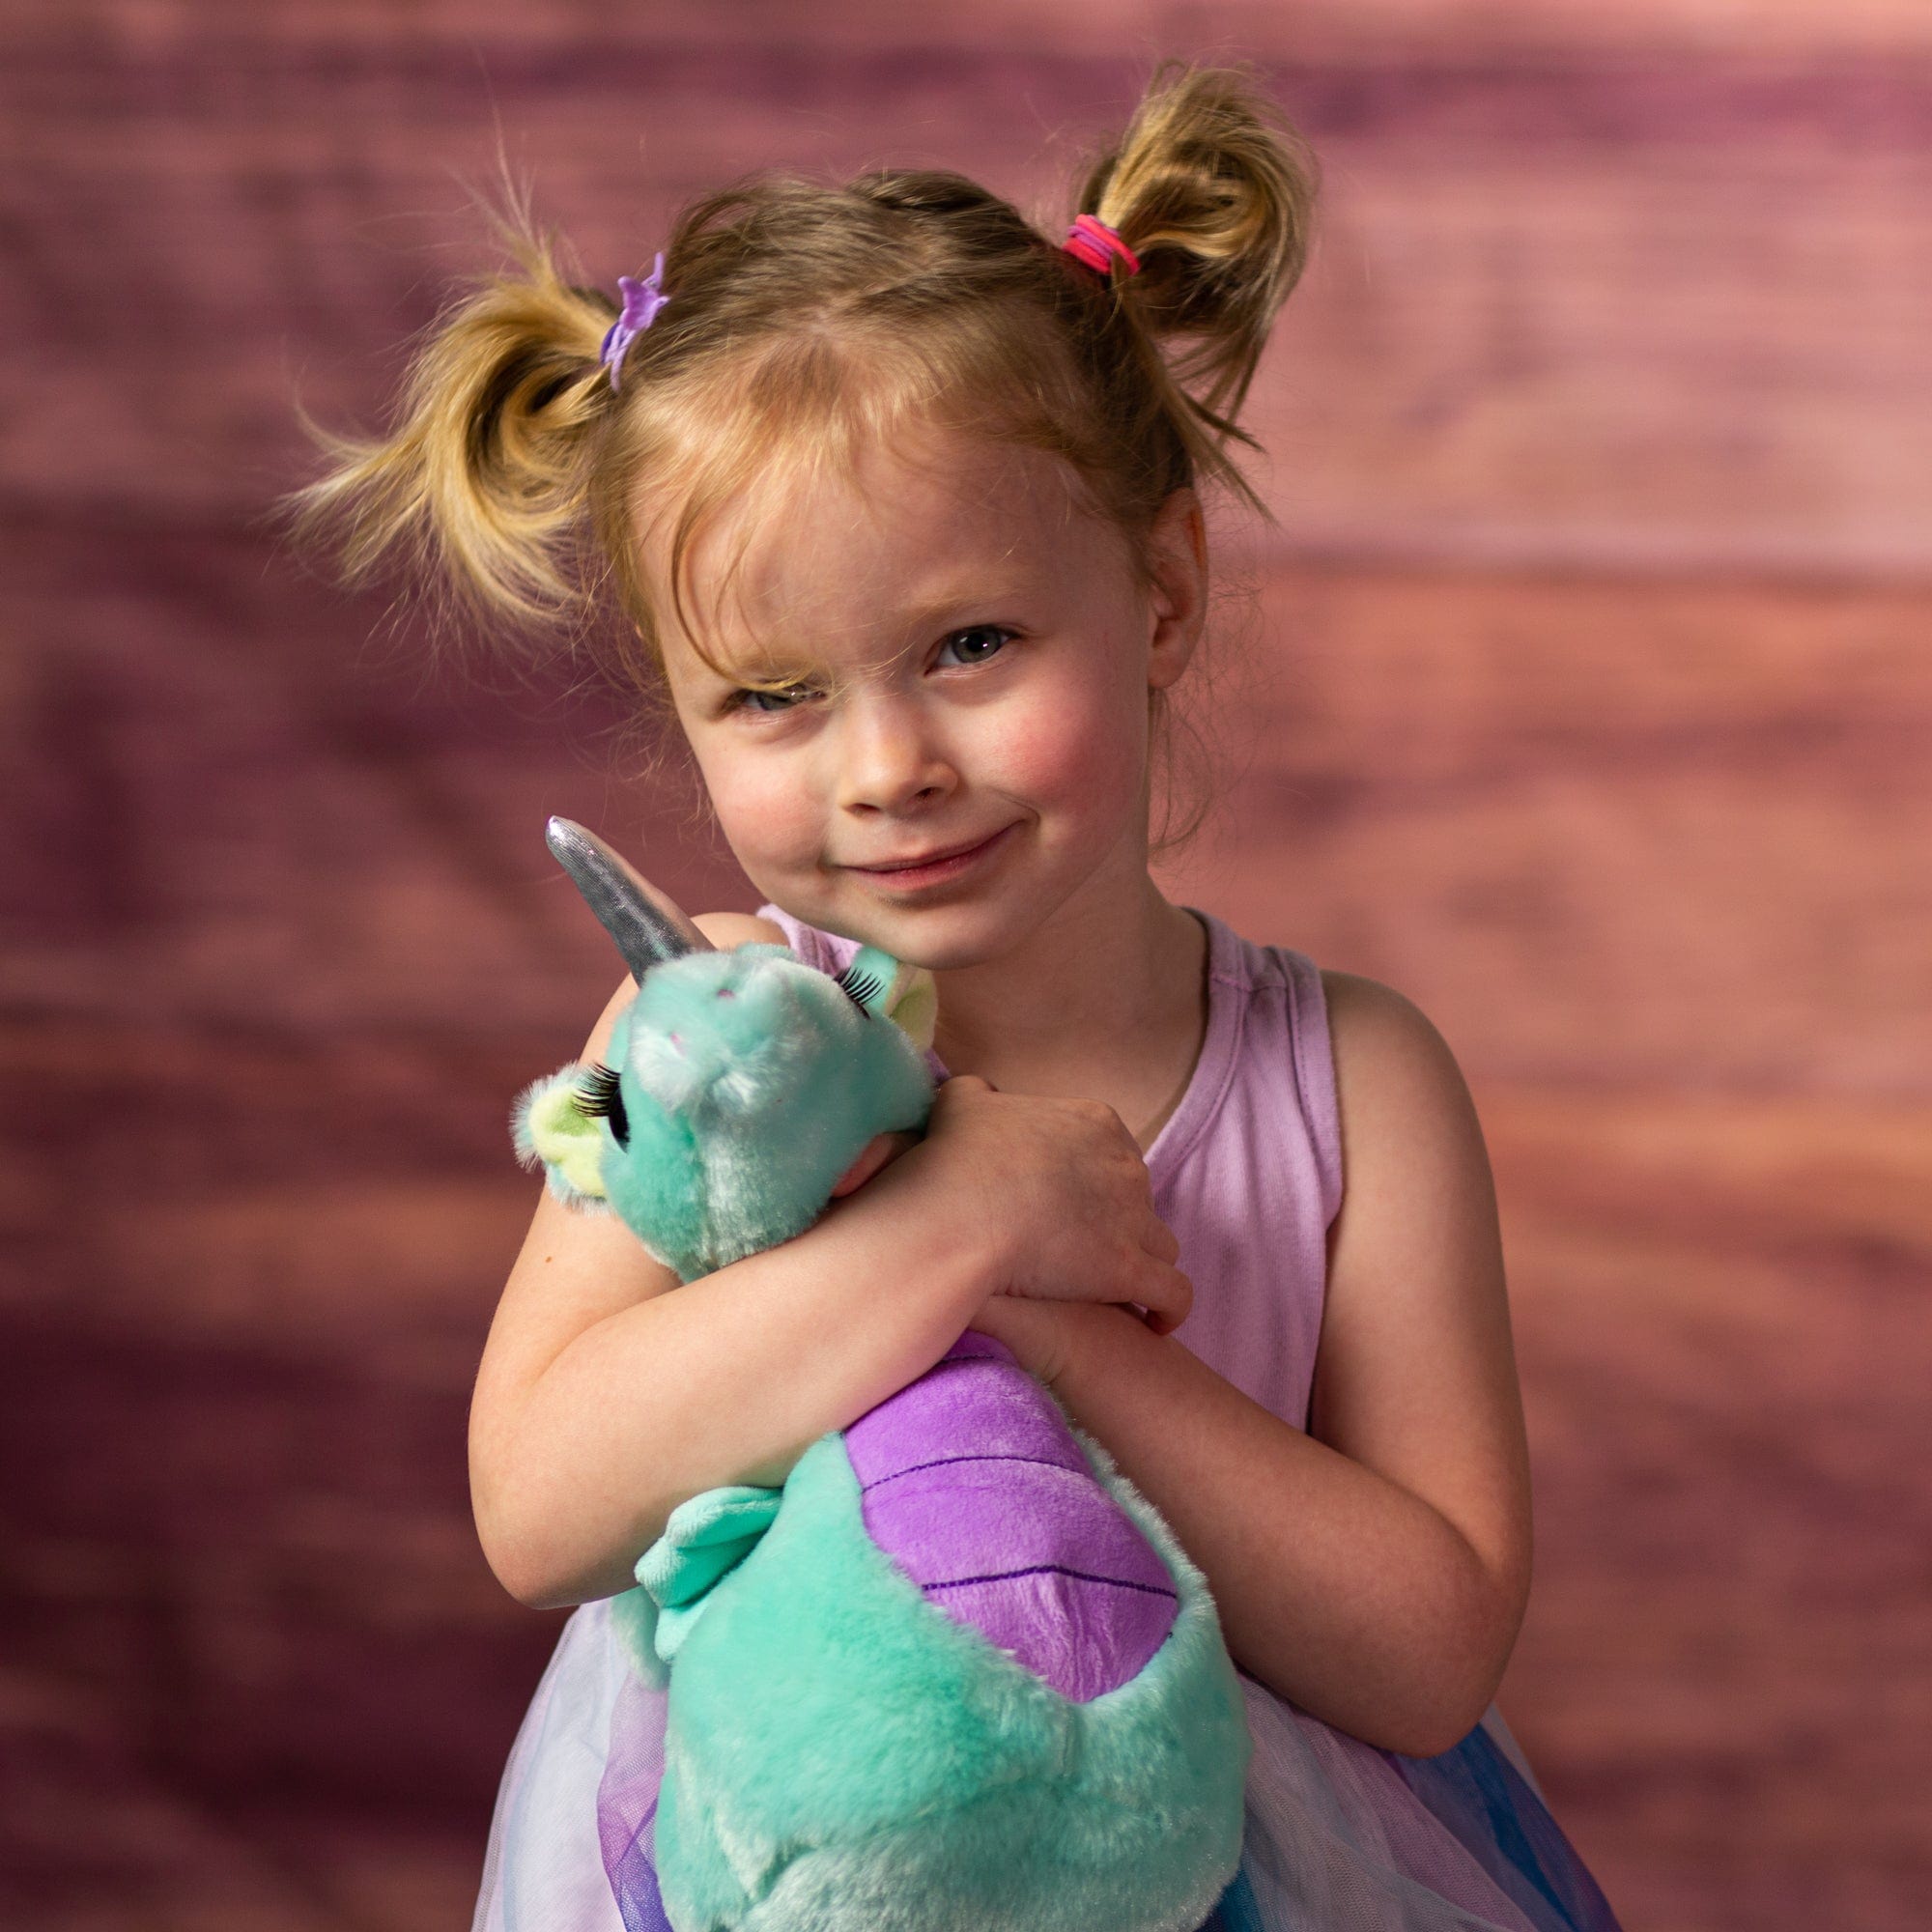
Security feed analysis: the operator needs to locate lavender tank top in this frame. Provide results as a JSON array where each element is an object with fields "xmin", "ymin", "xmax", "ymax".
[{"xmin": 753, "ymin": 901, "xmax": 1343, "ymax": 1432}]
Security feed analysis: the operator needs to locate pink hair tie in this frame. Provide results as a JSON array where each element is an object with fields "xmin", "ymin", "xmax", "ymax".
[{"xmin": 1062, "ymin": 213, "xmax": 1142, "ymax": 278}]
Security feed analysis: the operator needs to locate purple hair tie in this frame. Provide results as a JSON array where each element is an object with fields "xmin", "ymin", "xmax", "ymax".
[{"xmin": 600, "ymin": 253, "xmax": 670, "ymax": 389}]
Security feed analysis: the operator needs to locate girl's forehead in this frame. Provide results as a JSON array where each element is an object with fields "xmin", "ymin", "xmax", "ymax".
[{"xmin": 649, "ymin": 427, "xmax": 1122, "ymax": 671}]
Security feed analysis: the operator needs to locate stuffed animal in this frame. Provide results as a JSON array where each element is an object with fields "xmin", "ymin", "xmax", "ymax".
[{"xmin": 514, "ymin": 816, "xmax": 1251, "ymax": 1932}]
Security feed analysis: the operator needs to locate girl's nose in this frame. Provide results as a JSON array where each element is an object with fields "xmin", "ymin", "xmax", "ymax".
[{"xmin": 835, "ymin": 695, "xmax": 955, "ymax": 814}]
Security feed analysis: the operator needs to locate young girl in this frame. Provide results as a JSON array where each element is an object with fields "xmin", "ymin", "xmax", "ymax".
[{"xmin": 298, "ymin": 60, "xmax": 1623, "ymax": 1932}]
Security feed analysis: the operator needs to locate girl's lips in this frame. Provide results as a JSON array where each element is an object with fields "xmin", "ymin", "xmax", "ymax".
[{"xmin": 850, "ymin": 822, "xmax": 1016, "ymax": 890}]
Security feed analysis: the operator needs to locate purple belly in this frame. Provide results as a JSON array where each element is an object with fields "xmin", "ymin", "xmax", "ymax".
[{"xmin": 843, "ymin": 1329, "xmax": 1179, "ymax": 1701}]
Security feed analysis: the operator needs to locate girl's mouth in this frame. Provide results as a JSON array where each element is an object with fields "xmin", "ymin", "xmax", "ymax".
[{"xmin": 850, "ymin": 823, "xmax": 1017, "ymax": 892}]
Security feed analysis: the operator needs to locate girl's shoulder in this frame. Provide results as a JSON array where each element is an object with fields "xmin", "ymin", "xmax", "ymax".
[
  {"xmin": 693, "ymin": 910, "xmax": 791, "ymax": 950},
  {"xmin": 1316, "ymin": 968, "xmax": 1476, "ymax": 1127},
  {"xmin": 1312, "ymin": 965, "xmax": 1492, "ymax": 1224},
  {"xmin": 752, "ymin": 902, "xmax": 860, "ymax": 973},
  {"xmin": 1309, "ymin": 964, "xmax": 1508, "ymax": 1384}
]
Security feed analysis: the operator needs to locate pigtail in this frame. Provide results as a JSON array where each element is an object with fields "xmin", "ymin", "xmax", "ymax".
[
  {"xmin": 1072, "ymin": 59, "xmax": 1321, "ymax": 514},
  {"xmin": 287, "ymin": 200, "xmax": 621, "ymax": 640}
]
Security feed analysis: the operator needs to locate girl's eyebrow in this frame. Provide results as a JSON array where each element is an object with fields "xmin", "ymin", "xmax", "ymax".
[
  {"xmin": 888, "ymin": 577, "xmax": 1040, "ymax": 632},
  {"xmin": 703, "ymin": 657, "xmax": 820, "ymax": 694},
  {"xmin": 667, "ymin": 644, "xmax": 811, "ymax": 699},
  {"xmin": 687, "ymin": 576, "xmax": 1044, "ymax": 692}
]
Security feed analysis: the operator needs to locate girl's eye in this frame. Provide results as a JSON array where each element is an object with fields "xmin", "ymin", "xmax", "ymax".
[
  {"xmin": 728, "ymin": 682, "xmax": 817, "ymax": 716},
  {"xmin": 724, "ymin": 628, "xmax": 1012, "ymax": 713},
  {"xmin": 937, "ymin": 625, "xmax": 1015, "ymax": 668}
]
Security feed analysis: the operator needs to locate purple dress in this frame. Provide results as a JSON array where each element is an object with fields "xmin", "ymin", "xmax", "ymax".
[{"xmin": 471, "ymin": 905, "xmax": 1624, "ymax": 1932}]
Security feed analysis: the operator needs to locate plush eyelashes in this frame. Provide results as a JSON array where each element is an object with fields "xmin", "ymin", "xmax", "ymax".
[
  {"xmin": 834, "ymin": 961, "xmax": 884, "ymax": 1015},
  {"xmin": 575, "ymin": 1060, "xmax": 631, "ymax": 1145}
]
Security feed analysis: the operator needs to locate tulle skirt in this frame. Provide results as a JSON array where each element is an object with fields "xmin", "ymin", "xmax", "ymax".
[{"xmin": 471, "ymin": 1596, "xmax": 1623, "ymax": 1932}]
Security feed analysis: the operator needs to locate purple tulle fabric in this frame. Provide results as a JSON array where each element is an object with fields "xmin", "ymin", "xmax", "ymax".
[{"xmin": 475, "ymin": 1603, "xmax": 1620, "ymax": 1932}]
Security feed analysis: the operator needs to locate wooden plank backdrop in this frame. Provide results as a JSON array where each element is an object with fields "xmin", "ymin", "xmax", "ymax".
[{"xmin": 3, "ymin": 5, "xmax": 1926, "ymax": 1928}]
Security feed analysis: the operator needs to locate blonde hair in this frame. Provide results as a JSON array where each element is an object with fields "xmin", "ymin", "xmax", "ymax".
[{"xmin": 289, "ymin": 58, "xmax": 1321, "ymax": 854}]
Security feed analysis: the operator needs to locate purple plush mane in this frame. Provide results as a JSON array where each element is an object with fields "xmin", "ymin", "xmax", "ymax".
[{"xmin": 849, "ymin": 1328, "xmax": 1178, "ymax": 1700}]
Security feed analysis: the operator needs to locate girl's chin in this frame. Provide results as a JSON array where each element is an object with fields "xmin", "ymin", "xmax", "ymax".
[{"xmin": 849, "ymin": 894, "xmax": 1063, "ymax": 973}]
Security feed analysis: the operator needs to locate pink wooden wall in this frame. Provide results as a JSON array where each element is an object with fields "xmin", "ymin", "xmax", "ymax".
[{"xmin": 4, "ymin": 4, "xmax": 1926, "ymax": 1926}]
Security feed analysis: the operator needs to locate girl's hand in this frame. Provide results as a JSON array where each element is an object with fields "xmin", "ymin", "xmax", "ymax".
[
  {"xmin": 965, "ymin": 1293, "xmax": 1082, "ymax": 1388},
  {"xmin": 905, "ymin": 1073, "xmax": 1193, "ymax": 1335},
  {"xmin": 828, "ymin": 1130, "xmax": 923, "ymax": 1198},
  {"xmin": 964, "ymin": 1293, "xmax": 1158, "ymax": 1390}
]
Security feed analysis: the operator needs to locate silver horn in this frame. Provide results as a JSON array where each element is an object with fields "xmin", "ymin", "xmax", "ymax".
[{"xmin": 545, "ymin": 816, "xmax": 717, "ymax": 982}]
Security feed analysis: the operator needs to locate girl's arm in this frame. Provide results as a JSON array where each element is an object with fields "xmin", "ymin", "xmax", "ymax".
[
  {"xmin": 469, "ymin": 918, "xmax": 1191, "ymax": 1611},
  {"xmin": 469, "ymin": 913, "xmax": 968, "ymax": 1608},
  {"xmin": 971, "ymin": 972, "xmax": 1532, "ymax": 1760}
]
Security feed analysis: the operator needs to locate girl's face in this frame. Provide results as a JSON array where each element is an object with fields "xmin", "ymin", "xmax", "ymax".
[{"xmin": 646, "ymin": 422, "xmax": 1203, "ymax": 970}]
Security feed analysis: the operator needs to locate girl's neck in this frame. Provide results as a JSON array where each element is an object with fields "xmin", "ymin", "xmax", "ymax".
[{"xmin": 927, "ymin": 871, "xmax": 1210, "ymax": 1151}]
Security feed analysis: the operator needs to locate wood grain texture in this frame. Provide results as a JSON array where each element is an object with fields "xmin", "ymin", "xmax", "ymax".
[
  {"xmin": 4, "ymin": 7, "xmax": 1926, "ymax": 1928},
  {"xmin": 4, "ymin": 16, "xmax": 1929, "ymax": 576},
  {"xmin": 1169, "ymin": 564, "xmax": 1932, "ymax": 1094}
]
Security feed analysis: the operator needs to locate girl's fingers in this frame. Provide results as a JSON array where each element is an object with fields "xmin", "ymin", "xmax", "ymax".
[
  {"xmin": 938, "ymin": 1072, "xmax": 995, "ymax": 1097},
  {"xmin": 827, "ymin": 1130, "xmax": 921, "ymax": 1198},
  {"xmin": 1144, "ymin": 1215, "xmax": 1181, "ymax": 1265},
  {"xmin": 1138, "ymin": 1299, "xmax": 1184, "ymax": 1337},
  {"xmin": 1137, "ymin": 1262, "xmax": 1194, "ymax": 1333}
]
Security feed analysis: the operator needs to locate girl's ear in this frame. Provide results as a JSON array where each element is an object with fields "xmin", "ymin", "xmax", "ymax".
[
  {"xmin": 847, "ymin": 945, "xmax": 939, "ymax": 1050},
  {"xmin": 511, "ymin": 1065, "xmax": 611, "ymax": 1208},
  {"xmin": 1145, "ymin": 485, "xmax": 1208, "ymax": 694}
]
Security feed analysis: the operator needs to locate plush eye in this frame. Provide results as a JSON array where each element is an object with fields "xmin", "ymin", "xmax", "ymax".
[
  {"xmin": 575, "ymin": 1060, "xmax": 631, "ymax": 1145},
  {"xmin": 833, "ymin": 961, "xmax": 884, "ymax": 1015}
]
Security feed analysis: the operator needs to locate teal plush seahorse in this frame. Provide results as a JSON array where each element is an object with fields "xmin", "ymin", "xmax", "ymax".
[{"xmin": 515, "ymin": 817, "xmax": 1251, "ymax": 1932}]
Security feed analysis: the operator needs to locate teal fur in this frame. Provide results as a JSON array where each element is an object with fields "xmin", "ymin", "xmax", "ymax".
[
  {"xmin": 599, "ymin": 943, "xmax": 932, "ymax": 1285},
  {"xmin": 652, "ymin": 1422, "xmax": 1248, "ymax": 1932},
  {"xmin": 515, "ymin": 878, "xmax": 1251, "ymax": 1931},
  {"xmin": 609, "ymin": 1486, "xmax": 787, "ymax": 1691}
]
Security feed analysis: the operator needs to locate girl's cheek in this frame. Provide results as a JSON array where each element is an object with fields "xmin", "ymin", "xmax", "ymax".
[
  {"xmin": 993, "ymin": 675, "xmax": 1145, "ymax": 817},
  {"xmin": 696, "ymin": 751, "xmax": 814, "ymax": 867}
]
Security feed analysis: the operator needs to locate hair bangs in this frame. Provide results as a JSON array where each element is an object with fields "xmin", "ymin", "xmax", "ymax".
[{"xmin": 639, "ymin": 328, "xmax": 1006, "ymax": 689}]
